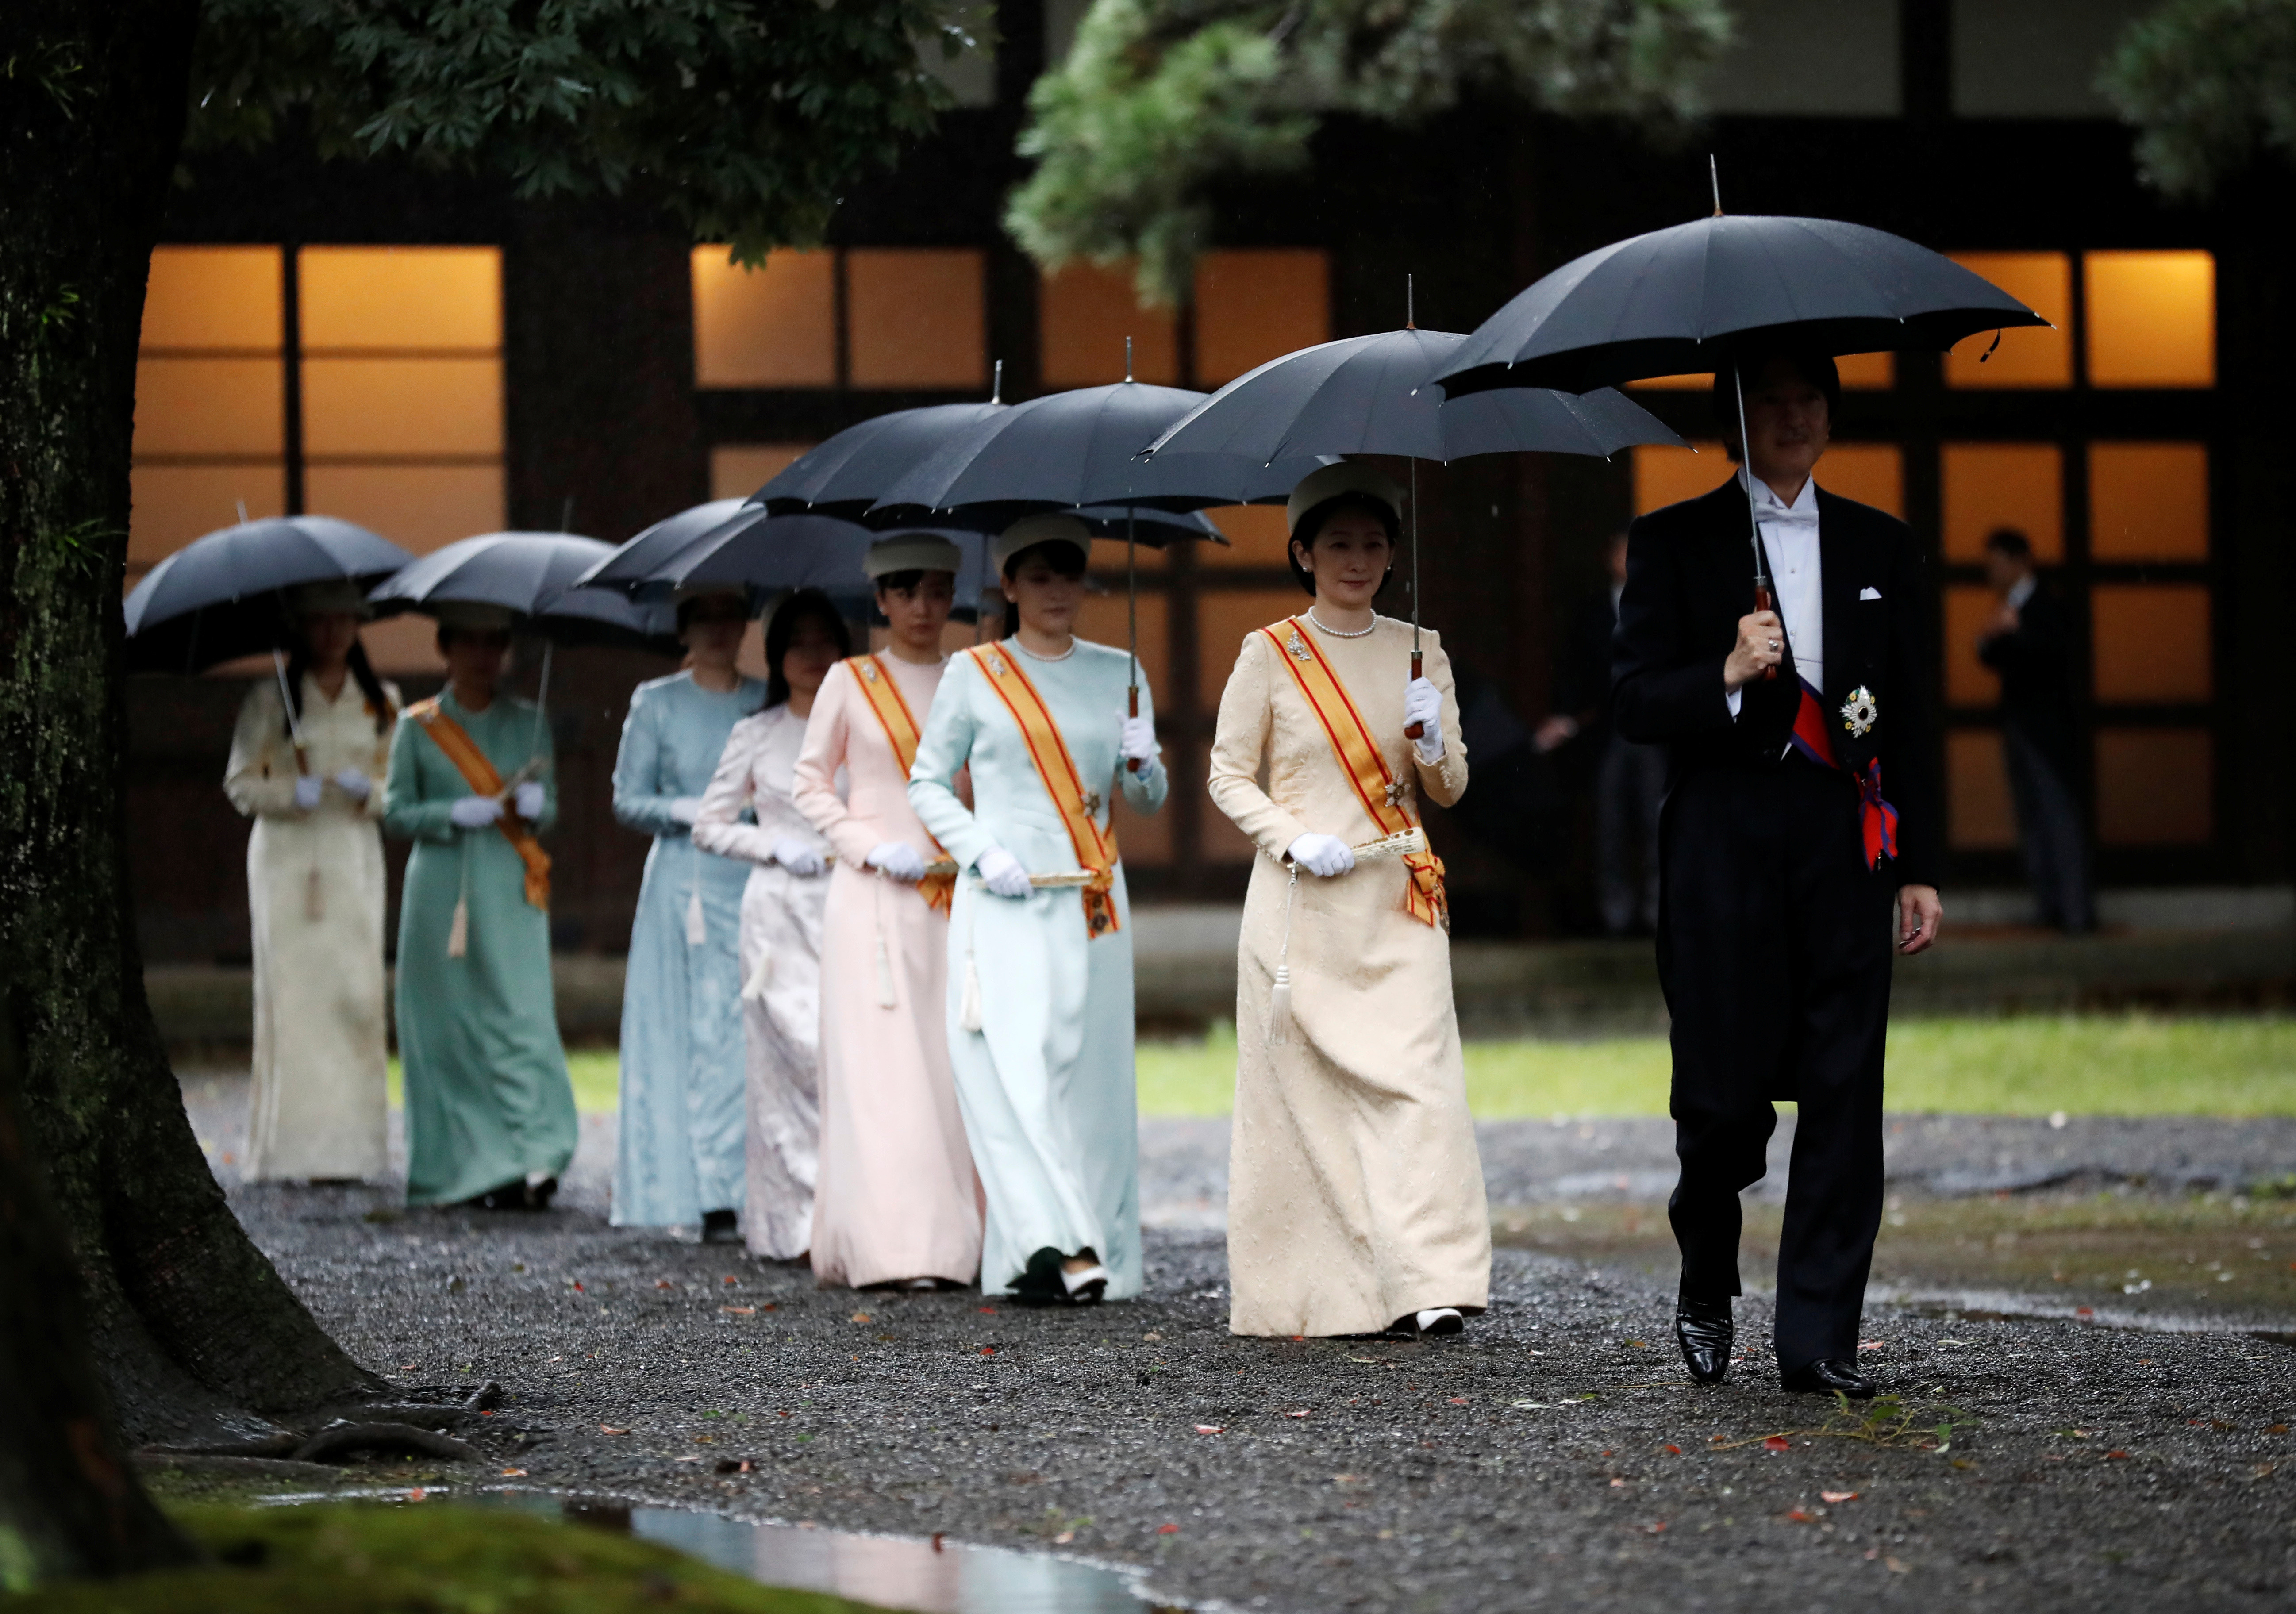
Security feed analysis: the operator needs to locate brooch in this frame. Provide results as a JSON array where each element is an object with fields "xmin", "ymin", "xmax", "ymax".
[
  {"xmin": 1384, "ymin": 776, "xmax": 1414, "ymax": 809},
  {"xmin": 1285, "ymin": 628, "xmax": 1312, "ymax": 663},
  {"xmin": 1840, "ymin": 686, "xmax": 1878, "ymax": 738},
  {"xmin": 984, "ymin": 651, "xmax": 1007, "ymax": 677},
  {"xmin": 1081, "ymin": 788, "xmax": 1103, "ymax": 818},
  {"xmin": 859, "ymin": 660, "xmax": 879, "ymax": 684}
]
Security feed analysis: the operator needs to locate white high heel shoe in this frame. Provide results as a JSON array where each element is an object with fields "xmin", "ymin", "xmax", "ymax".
[
  {"xmin": 1392, "ymin": 1307, "xmax": 1464, "ymax": 1338},
  {"xmin": 1060, "ymin": 1261, "xmax": 1110, "ymax": 1304}
]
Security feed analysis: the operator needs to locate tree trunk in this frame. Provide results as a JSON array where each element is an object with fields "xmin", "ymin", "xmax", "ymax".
[{"xmin": 0, "ymin": 0, "xmax": 384, "ymax": 1448}]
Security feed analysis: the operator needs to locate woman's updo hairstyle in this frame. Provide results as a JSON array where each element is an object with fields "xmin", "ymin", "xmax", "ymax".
[{"xmin": 1283, "ymin": 462, "xmax": 1406, "ymax": 598}]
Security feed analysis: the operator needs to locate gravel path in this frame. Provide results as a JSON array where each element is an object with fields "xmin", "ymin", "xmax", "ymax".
[{"xmin": 182, "ymin": 1075, "xmax": 2296, "ymax": 1612}]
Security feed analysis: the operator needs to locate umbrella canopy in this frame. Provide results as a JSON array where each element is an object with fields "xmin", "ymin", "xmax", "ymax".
[
  {"xmin": 584, "ymin": 512, "xmax": 988, "ymax": 604},
  {"xmin": 369, "ymin": 532, "xmax": 672, "ymax": 646},
  {"xmin": 122, "ymin": 515, "xmax": 412, "ymax": 674},
  {"xmin": 1434, "ymin": 214, "xmax": 2048, "ymax": 397},
  {"xmin": 1146, "ymin": 328, "xmax": 1685, "ymax": 463},
  {"xmin": 750, "ymin": 400, "xmax": 1011, "ymax": 515}
]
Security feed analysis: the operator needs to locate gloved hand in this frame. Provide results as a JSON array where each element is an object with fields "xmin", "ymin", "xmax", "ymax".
[
  {"xmin": 668, "ymin": 796, "xmax": 703, "ymax": 826},
  {"xmin": 865, "ymin": 841, "xmax": 927, "ymax": 883},
  {"xmin": 1119, "ymin": 715, "xmax": 1158, "ymax": 764},
  {"xmin": 769, "ymin": 836, "xmax": 825, "ymax": 877},
  {"xmin": 1286, "ymin": 832, "xmax": 1356, "ymax": 878},
  {"xmin": 292, "ymin": 775, "xmax": 324, "ymax": 811},
  {"xmin": 976, "ymin": 846, "xmax": 1032, "ymax": 899},
  {"xmin": 450, "ymin": 794, "xmax": 504, "ymax": 829},
  {"xmin": 332, "ymin": 766, "xmax": 372, "ymax": 802},
  {"xmin": 513, "ymin": 780, "xmax": 546, "ymax": 821},
  {"xmin": 1404, "ymin": 676, "xmax": 1445, "ymax": 764}
]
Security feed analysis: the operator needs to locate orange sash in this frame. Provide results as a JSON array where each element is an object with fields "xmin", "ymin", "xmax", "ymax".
[
  {"xmin": 964, "ymin": 643, "xmax": 1121, "ymax": 938},
  {"xmin": 845, "ymin": 654, "xmax": 954, "ymax": 915},
  {"xmin": 1258, "ymin": 618, "xmax": 1447, "ymax": 931},
  {"xmin": 406, "ymin": 697, "xmax": 551, "ymax": 909}
]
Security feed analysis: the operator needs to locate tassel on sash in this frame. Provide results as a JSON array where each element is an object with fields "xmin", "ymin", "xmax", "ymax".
[{"xmin": 684, "ymin": 884, "xmax": 707, "ymax": 947}]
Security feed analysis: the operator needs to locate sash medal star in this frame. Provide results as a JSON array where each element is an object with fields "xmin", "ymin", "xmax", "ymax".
[{"xmin": 1840, "ymin": 687, "xmax": 1878, "ymax": 739}]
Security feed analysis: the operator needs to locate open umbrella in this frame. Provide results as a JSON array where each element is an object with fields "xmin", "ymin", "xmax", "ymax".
[
  {"xmin": 750, "ymin": 370, "xmax": 1011, "ymax": 514},
  {"xmin": 369, "ymin": 531, "xmax": 671, "ymax": 647},
  {"xmin": 123, "ymin": 515, "xmax": 412, "ymax": 674},
  {"xmin": 577, "ymin": 511, "xmax": 984, "ymax": 607}
]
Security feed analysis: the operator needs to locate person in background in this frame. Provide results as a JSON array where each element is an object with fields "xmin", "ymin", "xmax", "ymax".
[
  {"xmin": 611, "ymin": 588, "xmax": 769, "ymax": 1243},
  {"xmin": 384, "ymin": 604, "xmax": 578, "ymax": 1211},
  {"xmin": 1977, "ymin": 527, "xmax": 2094, "ymax": 934},
  {"xmin": 690, "ymin": 590, "xmax": 846, "ymax": 1260},
  {"xmin": 224, "ymin": 580, "xmax": 399, "ymax": 1184},
  {"xmin": 786, "ymin": 536, "xmax": 983, "ymax": 1292},
  {"xmin": 1538, "ymin": 532, "xmax": 1663, "ymax": 936}
]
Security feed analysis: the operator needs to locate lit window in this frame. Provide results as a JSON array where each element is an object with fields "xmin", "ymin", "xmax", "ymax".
[
  {"xmin": 1942, "ymin": 585, "xmax": 2003, "ymax": 707},
  {"xmin": 141, "ymin": 246, "xmax": 283, "ymax": 350},
  {"xmin": 1631, "ymin": 353, "xmax": 1891, "ymax": 393},
  {"xmin": 1630, "ymin": 443, "xmax": 1729, "ymax": 515},
  {"xmin": 2088, "ymin": 443, "xmax": 2208, "ymax": 561},
  {"xmin": 691, "ymin": 248, "xmax": 836, "ymax": 388},
  {"xmin": 1941, "ymin": 442, "xmax": 2061, "ymax": 563},
  {"xmin": 1624, "ymin": 373, "xmax": 1709, "ymax": 391},
  {"xmin": 1193, "ymin": 250, "xmax": 1328, "ymax": 386},
  {"xmin": 846, "ymin": 249, "xmax": 988, "ymax": 390},
  {"xmin": 1946, "ymin": 253, "xmax": 2072, "ymax": 388},
  {"xmin": 1817, "ymin": 444, "xmax": 1903, "ymax": 516},
  {"xmin": 710, "ymin": 444, "xmax": 814, "ymax": 502},
  {"xmin": 2091, "ymin": 584, "xmax": 2211, "ymax": 704},
  {"xmin": 2095, "ymin": 729, "xmax": 2211, "ymax": 845},
  {"xmin": 1946, "ymin": 730, "xmax": 2018, "ymax": 849},
  {"xmin": 2085, "ymin": 250, "xmax": 2214, "ymax": 388},
  {"xmin": 1039, "ymin": 262, "xmax": 1180, "ymax": 387}
]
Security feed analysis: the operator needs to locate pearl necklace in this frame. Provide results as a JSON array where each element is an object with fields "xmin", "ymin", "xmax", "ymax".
[
  {"xmin": 1306, "ymin": 609, "xmax": 1375, "ymax": 639},
  {"xmin": 1012, "ymin": 636, "xmax": 1076, "ymax": 662}
]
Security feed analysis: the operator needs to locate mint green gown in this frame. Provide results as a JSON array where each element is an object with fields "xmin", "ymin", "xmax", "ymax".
[{"xmin": 383, "ymin": 690, "xmax": 579, "ymax": 1206}]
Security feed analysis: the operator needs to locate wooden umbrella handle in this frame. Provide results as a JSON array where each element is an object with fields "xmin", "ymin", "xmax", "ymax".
[
  {"xmin": 1754, "ymin": 582, "xmax": 1779, "ymax": 682},
  {"xmin": 1404, "ymin": 649, "xmax": 1426, "ymax": 739},
  {"xmin": 1127, "ymin": 685, "xmax": 1142, "ymax": 772}
]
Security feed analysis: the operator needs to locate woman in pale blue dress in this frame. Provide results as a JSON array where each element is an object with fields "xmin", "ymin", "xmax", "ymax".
[
  {"xmin": 908, "ymin": 516, "xmax": 1167, "ymax": 1303},
  {"xmin": 611, "ymin": 588, "xmax": 767, "ymax": 1241}
]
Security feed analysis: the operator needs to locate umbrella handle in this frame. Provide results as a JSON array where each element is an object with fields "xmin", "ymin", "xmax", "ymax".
[
  {"xmin": 1754, "ymin": 580, "xmax": 1779, "ymax": 682},
  {"xmin": 1404, "ymin": 650, "xmax": 1426, "ymax": 739},
  {"xmin": 1127, "ymin": 685, "xmax": 1142, "ymax": 772}
]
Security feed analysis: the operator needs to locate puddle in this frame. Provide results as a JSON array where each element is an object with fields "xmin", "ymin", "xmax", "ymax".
[
  {"xmin": 261, "ymin": 1487, "xmax": 1178, "ymax": 1613},
  {"xmin": 1876, "ymin": 1286, "xmax": 2296, "ymax": 1349}
]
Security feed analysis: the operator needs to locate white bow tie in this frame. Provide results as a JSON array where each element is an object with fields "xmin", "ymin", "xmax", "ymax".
[{"xmin": 1751, "ymin": 494, "xmax": 1819, "ymax": 530}]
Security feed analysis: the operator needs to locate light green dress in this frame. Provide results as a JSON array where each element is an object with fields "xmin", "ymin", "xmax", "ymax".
[{"xmin": 383, "ymin": 689, "xmax": 578, "ymax": 1206}]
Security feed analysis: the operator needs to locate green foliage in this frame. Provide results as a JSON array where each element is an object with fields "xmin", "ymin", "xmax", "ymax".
[
  {"xmin": 2100, "ymin": 0, "xmax": 2296, "ymax": 197},
  {"xmin": 186, "ymin": 0, "xmax": 973, "ymax": 259},
  {"xmin": 1006, "ymin": 0, "xmax": 1734, "ymax": 303}
]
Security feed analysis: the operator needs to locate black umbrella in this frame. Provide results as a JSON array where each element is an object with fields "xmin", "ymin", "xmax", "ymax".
[
  {"xmin": 751, "ymin": 375, "xmax": 1011, "ymax": 515},
  {"xmin": 122, "ymin": 515, "xmax": 413, "ymax": 674},
  {"xmin": 577, "ymin": 510, "xmax": 990, "ymax": 609},
  {"xmin": 369, "ymin": 531, "xmax": 672, "ymax": 647}
]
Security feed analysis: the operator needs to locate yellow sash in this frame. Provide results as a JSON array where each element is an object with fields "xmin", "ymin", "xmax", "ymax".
[
  {"xmin": 407, "ymin": 697, "xmax": 551, "ymax": 910},
  {"xmin": 964, "ymin": 643, "xmax": 1121, "ymax": 938},
  {"xmin": 845, "ymin": 654, "xmax": 954, "ymax": 915},
  {"xmin": 1258, "ymin": 618, "xmax": 1447, "ymax": 931}
]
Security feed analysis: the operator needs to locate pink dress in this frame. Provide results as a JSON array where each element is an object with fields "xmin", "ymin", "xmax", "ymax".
[{"xmin": 793, "ymin": 653, "xmax": 983, "ymax": 1287}]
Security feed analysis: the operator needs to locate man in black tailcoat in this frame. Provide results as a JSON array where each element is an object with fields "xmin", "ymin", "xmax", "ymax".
[
  {"xmin": 1612, "ymin": 350, "xmax": 1943, "ymax": 1398},
  {"xmin": 1977, "ymin": 527, "xmax": 2094, "ymax": 933}
]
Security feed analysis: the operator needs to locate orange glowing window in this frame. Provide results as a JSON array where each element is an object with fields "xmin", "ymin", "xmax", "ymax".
[
  {"xmin": 1946, "ymin": 729, "xmax": 2018, "ymax": 850},
  {"xmin": 1816, "ymin": 444, "xmax": 1903, "ymax": 517},
  {"xmin": 2085, "ymin": 250, "xmax": 2214, "ymax": 388},
  {"xmin": 2091, "ymin": 584, "xmax": 2211, "ymax": 704},
  {"xmin": 2088, "ymin": 443, "xmax": 2208, "ymax": 561},
  {"xmin": 1632, "ymin": 352, "xmax": 1891, "ymax": 394},
  {"xmin": 1199, "ymin": 587, "xmax": 1311, "ymax": 699},
  {"xmin": 140, "ymin": 246, "xmax": 283, "ymax": 352},
  {"xmin": 1040, "ymin": 261, "xmax": 1180, "ymax": 387},
  {"xmin": 1946, "ymin": 253, "xmax": 2072, "ymax": 388},
  {"xmin": 1942, "ymin": 585, "xmax": 2004, "ymax": 708},
  {"xmin": 1631, "ymin": 443, "xmax": 1730, "ymax": 515},
  {"xmin": 846, "ymin": 249, "xmax": 988, "ymax": 390},
  {"xmin": 1074, "ymin": 589, "xmax": 1172, "ymax": 715},
  {"xmin": 128, "ymin": 464, "xmax": 287, "ymax": 567},
  {"xmin": 1193, "ymin": 250, "xmax": 1329, "ymax": 386},
  {"xmin": 1941, "ymin": 442, "xmax": 2062, "ymax": 563},
  {"xmin": 132, "ymin": 358, "xmax": 285, "ymax": 458},
  {"xmin": 299, "ymin": 247, "xmax": 501, "ymax": 352},
  {"xmin": 301, "ymin": 465, "xmax": 508, "ymax": 557},
  {"xmin": 709, "ymin": 443, "xmax": 814, "ymax": 502},
  {"xmin": 2095, "ymin": 729, "xmax": 2211, "ymax": 845},
  {"xmin": 691, "ymin": 248, "xmax": 836, "ymax": 388}
]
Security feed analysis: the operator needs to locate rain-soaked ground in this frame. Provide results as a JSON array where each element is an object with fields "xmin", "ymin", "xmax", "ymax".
[{"xmin": 183, "ymin": 1072, "xmax": 2296, "ymax": 1612}]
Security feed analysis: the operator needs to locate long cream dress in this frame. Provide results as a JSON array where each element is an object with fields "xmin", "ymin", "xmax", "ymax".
[
  {"xmin": 1206, "ymin": 613, "xmax": 1490, "ymax": 1337},
  {"xmin": 225, "ymin": 672, "xmax": 399, "ymax": 1182}
]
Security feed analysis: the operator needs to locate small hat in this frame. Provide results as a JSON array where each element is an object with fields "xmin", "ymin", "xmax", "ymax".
[
  {"xmin": 1285, "ymin": 461, "xmax": 1407, "ymax": 537},
  {"xmin": 862, "ymin": 533, "xmax": 965, "ymax": 579},
  {"xmin": 289, "ymin": 579, "xmax": 375, "ymax": 619},
  {"xmin": 427, "ymin": 600, "xmax": 519, "ymax": 631},
  {"xmin": 991, "ymin": 514, "xmax": 1092, "ymax": 574}
]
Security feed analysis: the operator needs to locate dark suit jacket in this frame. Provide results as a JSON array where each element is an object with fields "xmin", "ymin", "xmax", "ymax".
[
  {"xmin": 1611, "ymin": 477, "xmax": 1942, "ymax": 889},
  {"xmin": 1977, "ymin": 584, "xmax": 2080, "ymax": 780}
]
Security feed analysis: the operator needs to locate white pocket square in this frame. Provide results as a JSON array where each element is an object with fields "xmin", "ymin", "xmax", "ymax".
[{"xmin": 1859, "ymin": 586, "xmax": 1883, "ymax": 601}]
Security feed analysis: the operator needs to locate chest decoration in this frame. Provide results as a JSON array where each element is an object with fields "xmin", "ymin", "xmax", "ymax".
[
  {"xmin": 1285, "ymin": 628, "xmax": 1312, "ymax": 663},
  {"xmin": 1384, "ymin": 776, "xmax": 1414, "ymax": 810},
  {"xmin": 1840, "ymin": 686, "xmax": 1879, "ymax": 738},
  {"xmin": 858, "ymin": 659, "xmax": 881, "ymax": 684},
  {"xmin": 982, "ymin": 650, "xmax": 1008, "ymax": 678}
]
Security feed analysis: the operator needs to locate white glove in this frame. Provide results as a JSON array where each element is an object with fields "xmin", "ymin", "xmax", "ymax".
[
  {"xmin": 331, "ymin": 766, "xmax": 372, "ymax": 802},
  {"xmin": 865, "ymin": 841, "xmax": 927, "ymax": 883},
  {"xmin": 769, "ymin": 836, "xmax": 825, "ymax": 877},
  {"xmin": 1404, "ymin": 676, "xmax": 1445, "ymax": 764},
  {"xmin": 513, "ymin": 780, "xmax": 546, "ymax": 821},
  {"xmin": 1286, "ymin": 832, "xmax": 1356, "ymax": 878},
  {"xmin": 1119, "ymin": 715, "xmax": 1158, "ymax": 764},
  {"xmin": 450, "ymin": 794, "xmax": 504, "ymax": 829},
  {"xmin": 292, "ymin": 775, "xmax": 324, "ymax": 811},
  {"xmin": 976, "ymin": 846, "xmax": 1032, "ymax": 899},
  {"xmin": 668, "ymin": 796, "xmax": 702, "ymax": 826}
]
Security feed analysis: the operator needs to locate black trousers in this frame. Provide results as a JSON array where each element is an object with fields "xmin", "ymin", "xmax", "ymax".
[
  {"xmin": 2004, "ymin": 725, "xmax": 2094, "ymax": 933},
  {"xmin": 1656, "ymin": 754, "xmax": 1895, "ymax": 1375}
]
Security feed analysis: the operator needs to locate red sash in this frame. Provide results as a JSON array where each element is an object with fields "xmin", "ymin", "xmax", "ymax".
[{"xmin": 1787, "ymin": 677, "xmax": 1899, "ymax": 871}]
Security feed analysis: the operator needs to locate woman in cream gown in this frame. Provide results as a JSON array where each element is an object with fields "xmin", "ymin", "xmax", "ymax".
[
  {"xmin": 692, "ymin": 591, "xmax": 846, "ymax": 1260},
  {"xmin": 224, "ymin": 581, "xmax": 399, "ymax": 1183},
  {"xmin": 1206, "ymin": 463, "xmax": 1490, "ymax": 1339},
  {"xmin": 791, "ymin": 534, "xmax": 982, "ymax": 1291}
]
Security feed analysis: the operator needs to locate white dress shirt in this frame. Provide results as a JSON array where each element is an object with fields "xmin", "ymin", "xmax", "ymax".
[{"xmin": 1727, "ymin": 466, "xmax": 1823, "ymax": 720}]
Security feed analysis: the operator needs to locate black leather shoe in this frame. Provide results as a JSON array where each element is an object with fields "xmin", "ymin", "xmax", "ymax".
[
  {"xmin": 1008, "ymin": 1246, "xmax": 1067, "ymax": 1307},
  {"xmin": 700, "ymin": 1208, "xmax": 740, "ymax": 1245},
  {"xmin": 1675, "ymin": 1298, "xmax": 1734, "ymax": 1385},
  {"xmin": 1781, "ymin": 1358, "xmax": 1878, "ymax": 1399}
]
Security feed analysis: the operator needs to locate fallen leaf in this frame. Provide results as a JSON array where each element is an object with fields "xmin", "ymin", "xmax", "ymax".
[
  {"xmin": 1054, "ymin": 1530, "xmax": 1075, "ymax": 1544},
  {"xmin": 721, "ymin": 1305, "xmax": 756, "ymax": 1316},
  {"xmin": 1885, "ymin": 1556, "xmax": 1907, "ymax": 1573},
  {"xmin": 1195, "ymin": 1425, "xmax": 1225, "ymax": 1435},
  {"xmin": 1664, "ymin": 1444, "xmax": 1682, "ymax": 1456},
  {"xmin": 2107, "ymin": 1450, "xmax": 2131, "ymax": 1460},
  {"xmin": 600, "ymin": 1426, "xmax": 631, "ymax": 1436},
  {"xmin": 2075, "ymin": 1306, "xmax": 2095, "ymax": 1318},
  {"xmin": 400, "ymin": 1364, "xmax": 418, "ymax": 1372},
  {"xmin": 1332, "ymin": 1474, "xmax": 1363, "ymax": 1485},
  {"xmin": 1283, "ymin": 1410, "xmax": 1311, "ymax": 1419},
  {"xmin": 1822, "ymin": 1490, "xmax": 1858, "ymax": 1503},
  {"xmin": 1786, "ymin": 1508, "xmax": 1811, "ymax": 1523},
  {"xmin": 723, "ymin": 1276, "xmax": 739, "ymax": 1285},
  {"xmin": 1858, "ymin": 1340, "xmax": 1884, "ymax": 1352},
  {"xmin": 1643, "ymin": 1520, "xmax": 1668, "ymax": 1534},
  {"xmin": 1764, "ymin": 1436, "xmax": 1792, "ymax": 1454},
  {"xmin": 408, "ymin": 1488, "xmax": 427, "ymax": 1503},
  {"xmin": 675, "ymin": 1455, "xmax": 703, "ymax": 1464},
  {"xmin": 499, "ymin": 1468, "xmax": 527, "ymax": 1477},
  {"xmin": 978, "ymin": 1306, "xmax": 997, "ymax": 1314},
  {"xmin": 850, "ymin": 1313, "xmax": 873, "ymax": 1324},
  {"xmin": 1448, "ymin": 1397, "xmax": 1469, "ymax": 1405},
  {"xmin": 657, "ymin": 1280, "xmax": 674, "ymax": 1289},
  {"xmin": 931, "ymin": 1533, "xmax": 945, "ymax": 1552},
  {"xmin": 1609, "ymin": 1478, "xmax": 1627, "ymax": 1488},
  {"xmin": 2269, "ymin": 1424, "xmax": 2289, "ymax": 1435},
  {"xmin": 1157, "ymin": 1523, "xmax": 1180, "ymax": 1534},
  {"xmin": 571, "ymin": 1281, "xmax": 584, "ymax": 1292},
  {"xmin": 979, "ymin": 1346, "xmax": 997, "ymax": 1356}
]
